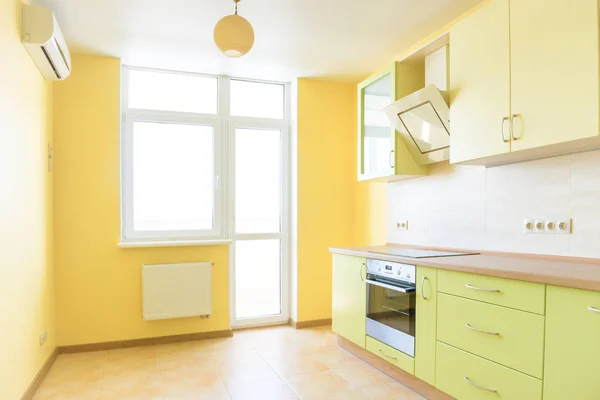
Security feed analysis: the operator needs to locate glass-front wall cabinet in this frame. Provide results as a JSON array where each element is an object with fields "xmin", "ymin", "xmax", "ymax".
[
  {"xmin": 359, "ymin": 70, "xmax": 395, "ymax": 180},
  {"xmin": 357, "ymin": 62, "xmax": 427, "ymax": 182}
]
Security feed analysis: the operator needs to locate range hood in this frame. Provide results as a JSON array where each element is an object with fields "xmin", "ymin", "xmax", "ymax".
[{"xmin": 384, "ymin": 46, "xmax": 450, "ymax": 165}]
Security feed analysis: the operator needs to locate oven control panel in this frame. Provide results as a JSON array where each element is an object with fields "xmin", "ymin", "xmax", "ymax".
[{"xmin": 366, "ymin": 259, "xmax": 416, "ymax": 284}]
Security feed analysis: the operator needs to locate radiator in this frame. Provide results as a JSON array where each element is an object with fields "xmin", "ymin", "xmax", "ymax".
[{"xmin": 141, "ymin": 262, "xmax": 212, "ymax": 321}]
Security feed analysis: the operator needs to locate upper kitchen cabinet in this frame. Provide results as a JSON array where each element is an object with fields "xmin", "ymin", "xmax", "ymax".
[
  {"xmin": 510, "ymin": 0, "xmax": 599, "ymax": 152},
  {"xmin": 450, "ymin": 0, "xmax": 600, "ymax": 166},
  {"xmin": 449, "ymin": 0, "xmax": 511, "ymax": 163},
  {"xmin": 357, "ymin": 62, "xmax": 428, "ymax": 181}
]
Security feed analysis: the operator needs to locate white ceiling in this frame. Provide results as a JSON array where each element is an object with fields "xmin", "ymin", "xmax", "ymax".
[{"xmin": 33, "ymin": 0, "xmax": 483, "ymax": 83}]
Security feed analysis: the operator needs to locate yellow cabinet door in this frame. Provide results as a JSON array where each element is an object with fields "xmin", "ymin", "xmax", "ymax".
[
  {"xmin": 449, "ymin": 0, "xmax": 511, "ymax": 163},
  {"xmin": 415, "ymin": 266, "xmax": 437, "ymax": 385},
  {"xmin": 510, "ymin": 0, "xmax": 599, "ymax": 151},
  {"xmin": 332, "ymin": 254, "xmax": 366, "ymax": 348},
  {"xmin": 544, "ymin": 286, "xmax": 600, "ymax": 400}
]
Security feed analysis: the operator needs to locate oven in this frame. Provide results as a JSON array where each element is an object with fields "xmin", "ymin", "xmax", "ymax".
[{"xmin": 365, "ymin": 259, "xmax": 416, "ymax": 357}]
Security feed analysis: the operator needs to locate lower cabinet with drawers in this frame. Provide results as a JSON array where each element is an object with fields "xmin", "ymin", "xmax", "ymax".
[{"xmin": 331, "ymin": 255, "xmax": 600, "ymax": 400}]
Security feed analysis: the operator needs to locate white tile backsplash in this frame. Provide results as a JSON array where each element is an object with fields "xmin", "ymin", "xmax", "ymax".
[{"xmin": 387, "ymin": 149, "xmax": 600, "ymax": 258}]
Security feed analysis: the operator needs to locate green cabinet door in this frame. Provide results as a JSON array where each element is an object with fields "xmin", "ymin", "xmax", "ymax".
[
  {"xmin": 332, "ymin": 254, "xmax": 366, "ymax": 348},
  {"xmin": 544, "ymin": 286, "xmax": 600, "ymax": 400},
  {"xmin": 415, "ymin": 266, "xmax": 437, "ymax": 385}
]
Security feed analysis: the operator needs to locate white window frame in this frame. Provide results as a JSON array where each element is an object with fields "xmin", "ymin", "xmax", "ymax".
[{"xmin": 120, "ymin": 66, "xmax": 227, "ymax": 242}]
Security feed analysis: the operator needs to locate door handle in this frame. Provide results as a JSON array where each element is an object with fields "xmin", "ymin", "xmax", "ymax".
[
  {"xmin": 589, "ymin": 306, "xmax": 600, "ymax": 313},
  {"xmin": 511, "ymin": 114, "xmax": 521, "ymax": 140},
  {"xmin": 359, "ymin": 263, "xmax": 366, "ymax": 282},
  {"xmin": 389, "ymin": 150, "xmax": 395, "ymax": 168},
  {"xmin": 420, "ymin": 277, "xmax": 429, "ymax": 300},
  {"xmin": 501, "ymin": 116, "xmax": 510, "ymax": 143}
]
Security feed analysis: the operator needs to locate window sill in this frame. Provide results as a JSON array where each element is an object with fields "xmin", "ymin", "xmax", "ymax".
[{"xmin": 117, "ymin": 239, "xmax": 232, "ymax": 248}]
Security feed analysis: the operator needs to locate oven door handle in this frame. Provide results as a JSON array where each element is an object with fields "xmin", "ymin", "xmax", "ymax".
[{"xmin": 365, "ymin": 279, "xmax": 416, "ymax": 293}]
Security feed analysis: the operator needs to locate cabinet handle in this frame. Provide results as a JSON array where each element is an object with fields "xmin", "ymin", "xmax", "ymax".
[
  {"xmin": 589, "ymin": 306, "xmax": 600, "ymax": 313},
  {"xmin": 420, "ymin": 277, "xmax": 429, "ymax": 300},
  {"xmin": 501, "ymin": 116, "xmax": 510, "ymax": 143},
  {"xmin": 465, "ymin": 324, "xmax": 500, "ymax": 336},
  {"xmin": 464, "ymin": 376, "xmax": 498, "ymax": 393},
  {"xmin": 359, "ymin": 263, "xmax": 366, "ymax": 282},
  {"xmin": 511, "ymin": 114, "xmax": 521, "ymax": 140},
  {"xmin": 378, "ymin": 349, "xmax": 398, "ymax": 360},
  {"xmin": 389, "ymin": 150, "xmax": 395, "ymax": 168},
  {"xmin": 465, "ymin": 284, "xmax": 501, "ymax": 293}
]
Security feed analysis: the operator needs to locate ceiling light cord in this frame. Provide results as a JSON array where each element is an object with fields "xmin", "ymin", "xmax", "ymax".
[{"xmin": 234, "ymin": 0, "xmax": 240, "ymax": 15}]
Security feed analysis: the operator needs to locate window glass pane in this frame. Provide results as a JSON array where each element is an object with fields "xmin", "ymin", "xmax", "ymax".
[
  {"xmin": 128, "ymin": 70, "xmax": 218, "ymax": 114},
  {"xmin": 235, "ymin": 128, "xmax": 281, "ymax": 233},
  {"xmin": 235, "ymin": 239, "xmax": 281, "ymax": 319},
  {"xmin": 132, "ymin": 122, "xmax": 214, "ymax": 231},
  {"xmin": 230, "ymin": 80, "xmax": 284, "ymax": 119}
]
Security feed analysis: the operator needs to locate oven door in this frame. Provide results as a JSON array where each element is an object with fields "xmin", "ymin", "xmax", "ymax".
[{"xmin": 365, "ymin": 275, "xmax": 416, "ymax": 357}]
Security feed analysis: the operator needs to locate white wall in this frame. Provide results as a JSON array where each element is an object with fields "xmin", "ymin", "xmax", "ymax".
[{"xmin": 387, "ymin": 150, "xmax": 600, "ymax": 258}]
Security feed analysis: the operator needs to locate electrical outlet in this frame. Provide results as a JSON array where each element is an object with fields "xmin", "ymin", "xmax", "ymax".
[
  {"xmin": 39, "ymin": 330, "xmax": 47, "ymax": 347},
  {"xmin": 534, "ymin": 220, "xmax": 546, "ymax": 233},
  {"xmin": 545, "ymin": 220, "xmax": 557, "ymax": 233},
  {"xmin": 523, "ymin": 219, "xmax": 535, "ymax": 233},
  {"xmin": 557, "ymin": 218, "xmax": 571, "ymax": 234},
  {"xmin": 396, "ymin": 220, "xmax": 408, "ymax": 231}
]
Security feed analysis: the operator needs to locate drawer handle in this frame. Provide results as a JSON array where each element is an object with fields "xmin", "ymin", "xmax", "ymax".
[
  {"xmin": 589, "ymin": 306, "xmax": 600, "ymax": 313},
  {"xmin": 464, "ymin": 376, "xmax": 498, "ymax": 394},
  {"xmin": 465, "ymin": 324, "xmax": 500, "ymax": 336},
  {"xmin": 378, "ymin": 349, "xmax": 398, "ymax": 360},
  {"xmin": 465, "ymin": 284, "xmax": 501, "ymax": 293}
]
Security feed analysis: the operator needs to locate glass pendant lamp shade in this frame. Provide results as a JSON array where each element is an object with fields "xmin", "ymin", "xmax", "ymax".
[{"xmin": 214, "ymin": 0, "xmax": 255, "ymax": 58}]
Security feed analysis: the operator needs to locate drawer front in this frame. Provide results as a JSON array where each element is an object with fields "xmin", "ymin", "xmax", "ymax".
[
  {"xmin": 544, "ymin": 286, "xmax": 600, "ymax": 400},
  {"xmin": 436, "ymin": 342, "xmax": 542, "ymax": 400},
  {"xmin": 366, "ymin": 336, "xmax": 414, "ymax": 375},
  {"xmin": 438, "ymin": 269, "xmax": 545, "ymax": 314},
  {"xmin": 437, "ymin": 293, "xmax": 545, "ymax": 378}
]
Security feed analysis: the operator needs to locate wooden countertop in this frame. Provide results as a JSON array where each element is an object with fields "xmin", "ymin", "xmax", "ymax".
[{"xmin": 330, "ymin": 244, "xmax": 600, "ymax": 292}]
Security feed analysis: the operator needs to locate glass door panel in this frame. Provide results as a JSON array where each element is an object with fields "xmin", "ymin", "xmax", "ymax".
[
  {"xmin": 235, "ymin": 239, "xmax": 281, "ymax": 319},
  {"xmin": 361, "ymin": 72, "xmax": 394, "ymax": 177}
]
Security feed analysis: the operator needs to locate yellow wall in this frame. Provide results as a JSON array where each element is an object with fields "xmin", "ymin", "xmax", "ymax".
[
  {"xmin": 53, "ymin": 55, "xmax": 230, "ymax": 346},
  {"xmin": 296, "ymin": 79, "xmax": 357, "ymax": 321},
  {"xmin": 0, "ymin": 0, "xmax": 56, "ymax": 398}
]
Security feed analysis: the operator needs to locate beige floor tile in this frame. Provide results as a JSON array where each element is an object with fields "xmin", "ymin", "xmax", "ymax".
[
  {"xmin": 33, "ymin": 381, "xmax": 100, "ymax": 400},
  {"xmin": 161, "ymin": 383, "xmax": 230, "ymax": 400},
  {"xmin": 226, "ymin": 378, "xmax": 298, "ymax": 400},
  {"xmin": 359, "ymin": 381, "xmax": 425, "ymax": 399},
  {"xmin": 309, "ymin": 348, "xmax": 366, "ymax": 370},
  {"xmin": 217, "ymin": 359, "xmax": 279, "ymax": 389},
  {"xmin": 284, "ymin": 370, "xmax": 353, "ymax": 398},
  {"xmin": 160, "ymin": 368, "xmax": 221, "ymax": 396},
  {"xmin": 158, "ymin": 351, "xmax": 214, "ymax": 373},
  {"xmin": 107, "ymin": 345, "xmax": 158, "ymax": 362},
  {"xmin": 264, "ymin": 354, "xmax": 329, "ymax": 378},
  {"xmin": 303, "ymin": 388, "xmax": 371, "ymax": 400}
]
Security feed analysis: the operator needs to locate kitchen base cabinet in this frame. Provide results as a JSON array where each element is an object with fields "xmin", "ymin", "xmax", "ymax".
[
  {"xmin": 332, "ymin": 254, "xmax": 366, "ymax": 348},
  {"xmin": 436, "ymin": 342, "xmax": 542, "ymax": 400},
  {"xmin": 543, "ymin": 286, "xmax": 600, "ymax": 400},
  {"xmin": 415, "ymin": 266, "xmax": 437, "ymax": 385}
]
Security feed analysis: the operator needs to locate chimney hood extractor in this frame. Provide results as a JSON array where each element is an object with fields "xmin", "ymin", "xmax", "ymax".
[{"xmin": 384, "ymin": 46, "xmax": 450, "ymax": 165}]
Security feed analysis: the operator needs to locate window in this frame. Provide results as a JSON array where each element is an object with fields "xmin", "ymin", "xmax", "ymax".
[{"xmin": 121, "ymin": 67, "xmax": 288, "ymax": 245}]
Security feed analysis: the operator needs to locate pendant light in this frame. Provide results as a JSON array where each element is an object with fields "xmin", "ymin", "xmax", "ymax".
[{"xmin": 213, "ymin": 0, "xmax": 255, "ymax": 58}]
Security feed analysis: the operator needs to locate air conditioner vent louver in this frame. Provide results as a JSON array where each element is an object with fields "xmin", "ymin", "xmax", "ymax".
[{"xmin": 40, "ymin": 45, "xmax": 61, "ymax": 79}]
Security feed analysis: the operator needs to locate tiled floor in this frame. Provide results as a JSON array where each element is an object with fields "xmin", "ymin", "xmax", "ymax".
[{"xmin": 33, "ymin": 325, "xmax": 425, "ymax": 400}]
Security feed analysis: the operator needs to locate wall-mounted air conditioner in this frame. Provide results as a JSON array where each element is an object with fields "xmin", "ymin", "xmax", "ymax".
[{"xmin": 22, "ymin": 4, "xmax": 71, "ymax": 81}]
